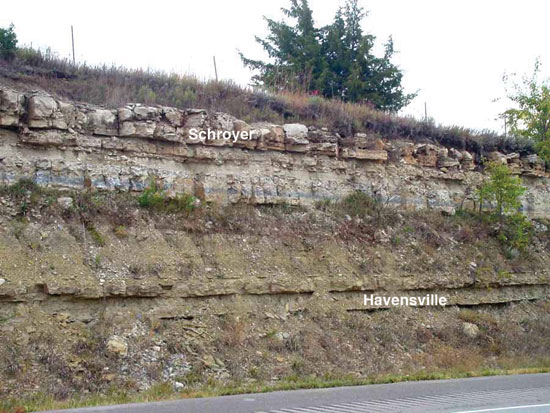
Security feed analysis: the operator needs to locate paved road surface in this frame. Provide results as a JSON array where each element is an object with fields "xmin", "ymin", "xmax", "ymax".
[{"xmin": 46, "ymin": 373, "xmax": 550, "ymax": 413}]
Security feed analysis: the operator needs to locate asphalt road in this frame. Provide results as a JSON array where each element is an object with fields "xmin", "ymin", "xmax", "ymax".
[{"xmin": 46, "ymin": 373, "xmax": 550, "ymax": 413}]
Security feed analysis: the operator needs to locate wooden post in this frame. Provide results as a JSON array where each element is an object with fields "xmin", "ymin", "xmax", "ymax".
[
  {"xmin": 71, "ymin": 25, "xmax": 75, "ymax": 65},
  {"xmin": 424, "ymin": 102, "xmax": 428, "ymax": 123},
  {"xmin": 213, "ymin": 56, "xmax": 218, "ymax": 82}
]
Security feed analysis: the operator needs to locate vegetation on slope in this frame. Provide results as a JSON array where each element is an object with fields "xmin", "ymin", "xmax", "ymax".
[
  {"xmin": 1, "ymin": 180, "xmax": 550, "ymax": 412},
  {"xmin": 0, "ymin": 45, "xmax": 534, "ymax": 158}
]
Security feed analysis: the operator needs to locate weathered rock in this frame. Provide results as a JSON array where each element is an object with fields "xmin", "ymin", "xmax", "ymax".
[
  {"xmin": 28, "ymin": 95, "xmax": 72, "ymax": 130},
  {"xmin": 106, "ymin": 335, "xmax": 128, "ymax": 357},
  {"xmin": 341, "ymin": 147, "xmax": 388, "ymax": 161},
  {"xmin": 57, "ymin": 197, "xmax": 74, "ymax": 210},
  {"xmin": 283, "ymin": 123, "xmax": 308, "ymax": 140},
  {"xmin": 310, "ymin": 142, "xmax": 337, "ymax": 156},
  {"xmin": 0, "ymin": 88, "xmax": 25, "ymax": 126},
  {"xmin": 0, "ymin": 86, "xmax": 549, "ymax": 219},
  {"xmin": 462, "ymin": 322, "xmax": 480, "ymax": 338},
  {"xmin": 438, "ymin": 156, "xmax": 460, "ymax": 169},
  {"xmin": 119, "ymin": 121, "xmax": 156, "ymax": 139},
  {"xmin": 86, "ymin": 109, "xmax": 117, "ymax": 136},
  {"xmin": 183, "ymin": 109, "xmax": 207, "ymax": 129},
  {"xmin": 256, "ymin": 124, "xmax": 285, "ymax": 151},
  {"xmin": 488, "ymin": 151, "xmax": 507, "ymax": 165},
  {"xmin": 415, "ymin": 144, "xmax": 438, "ymax": 167},
  {"xmin": 162, "ymin": 107, "xmax": 183, "ymax": 126}
]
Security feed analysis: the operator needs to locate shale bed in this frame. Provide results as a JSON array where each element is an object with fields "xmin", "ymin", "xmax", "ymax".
[{"xmin": 1, "ymin": 183, "xmax": 550, "ymax": 411}]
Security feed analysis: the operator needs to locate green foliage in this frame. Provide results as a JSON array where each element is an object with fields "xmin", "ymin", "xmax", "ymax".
[
  {"xmin": 340, "ymin": 190, "xmax": 379, "ymax": 217},
  {"xmin": 86, "ymin": 224, "xmax": 106, "ymax": 247},
  {"xmin": 503, "ymin": 59, "xmax": 550, "ymax": 162},
  {"xmin": 240, "ymin": 0, "xmax": 415, "ymax": 111},
  {"xmin": 477, "ymin": 162, "xmax": 526, "ymax": 219},
  {"xmin": 497, "ymin": 213, "xmax": 533, "ymax": 253},
  {"xmin": 138, "ymin": 182, "xmax": 166, "ymax": 209},
  {"xmin": 138, "ymin": 181, "xmax": 196, "ymax": 214},
  {"xmin": 0, "ymin": 179, "xmax": 43, "ymax": 216},
  {"xmin": 136, "ymin": 85, "xmax": 157, "ymax": 105},
  {"xmin": 3, "ymin": 178, "xmax": 39, "ymax": 198},
  {"xmin": 477, "ymin": 162, "xmax": 531, "ymax": 251},
  {"xmin": 0, "ymin": 24, "xmax": 17, "ymax": 60}
]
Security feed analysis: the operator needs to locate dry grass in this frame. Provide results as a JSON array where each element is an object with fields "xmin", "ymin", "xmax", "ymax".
[{"xmin": 0, "ymin": 48, "xmax": 535, "ymax": 158}]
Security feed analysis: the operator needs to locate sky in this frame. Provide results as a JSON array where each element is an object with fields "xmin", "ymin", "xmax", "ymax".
[{"xmin": 2, "ymin": 0, "xmax": 550, "ymax": 133}]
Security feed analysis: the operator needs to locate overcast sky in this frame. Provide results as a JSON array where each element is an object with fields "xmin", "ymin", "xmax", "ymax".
[{"xmin": 2, "ymin": 0, "xmax": 549, "ymax": 133}]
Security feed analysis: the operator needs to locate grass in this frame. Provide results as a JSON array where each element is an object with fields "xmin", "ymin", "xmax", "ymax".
[
  {"xmin": 0, "ymin": 47, "xmax": 536, "ymax": 159},
  {"xmin": 3, "ymin": 366, "xmax": 550, "ymax": 412}
]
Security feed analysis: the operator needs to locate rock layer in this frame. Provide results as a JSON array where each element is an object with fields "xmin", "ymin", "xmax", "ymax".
[{"xmin": 1, "ymin": 87, "xmax": 549, "ymax": 217}]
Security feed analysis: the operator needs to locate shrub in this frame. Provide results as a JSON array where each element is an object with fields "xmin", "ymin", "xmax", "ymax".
[
  {"xmin": 497, "ymin": 213, "xmax": 533, "ymax": 252},
  {"xmin": 138, "ymin": 182, "xmax": 166, "ymax": 209},
  {"xmin": 86, "ymin": 224, "xmax": 106, "ymax": 247},
  {"xmin": 340, "ymin": 191, "xmax": 379, "ymax": 218},
  {"xmin": 138, "ymin": 181, "xmax": 196, "ymax": 214}
]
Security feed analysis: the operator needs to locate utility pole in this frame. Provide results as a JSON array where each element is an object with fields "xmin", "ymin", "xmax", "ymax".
[
  {"xmin": 213, "ymin": 56, "xmax": 218, "ymax": 82},
  {"xmin": 71, "ymin": 25, "xmax": 75, "ymax": 65}
]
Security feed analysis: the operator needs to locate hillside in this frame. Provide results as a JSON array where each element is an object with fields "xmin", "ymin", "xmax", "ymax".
[{"xmin": 1, "ymin": 55, "xmax": 550, "ymax": 412}]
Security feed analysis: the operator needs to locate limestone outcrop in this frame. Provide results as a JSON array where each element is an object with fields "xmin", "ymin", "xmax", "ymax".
[{"xmin": 1, "ymin": 87, "xmax": 549, "ymax": 217}]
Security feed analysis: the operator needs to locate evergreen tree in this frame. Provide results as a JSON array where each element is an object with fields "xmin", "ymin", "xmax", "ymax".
[
  {"xmin": 0, "ymin": 24, "xmax": 18, "ymax": 60},
  {"xmin": 241, "ymin": 0, "xmax": 415, "ymax": 111},
  {"xmin": 240, "ymin": 0, "xmax": 324, "ymax": 93}
]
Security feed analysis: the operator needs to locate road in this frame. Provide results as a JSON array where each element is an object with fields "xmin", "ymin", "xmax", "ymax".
[{"xmin": 46, "ymin": 373, "xmax": 550, "ymax": 413}]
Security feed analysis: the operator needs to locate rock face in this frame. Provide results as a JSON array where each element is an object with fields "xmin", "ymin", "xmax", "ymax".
[{"xmin": 1, "ymin": 86, "xmax": 549, "ymax": 218}]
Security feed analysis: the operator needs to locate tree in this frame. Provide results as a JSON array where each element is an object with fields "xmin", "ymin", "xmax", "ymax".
[
  {"xmin": 240, "ymin": 0, "xmax": 324, "ymax": 93},
  {"xmin": 477, "ymin": 162, "xmax": 526, "ymax": 220},
  {"xmin": 0, "ymin": 24, "xmax": 17, "ymax": 60},
  {"xmin": 477, "ymin": 162, "xmax": 531, "ymax": 252},
  {"xmin": 502, "ymin": 59, "xmax": 550, "ymax": 162},
  {"xmin": 240, "ymin": 0, "xmax": 415, "ymax": 112}
]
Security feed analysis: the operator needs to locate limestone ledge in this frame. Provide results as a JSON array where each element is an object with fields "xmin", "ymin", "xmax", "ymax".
[
  {"xmin": 2, "ymin": 282, "xmax": 549, "ymax": 317},
  {"xmin": 1, "ymin": 267, "xmax": 548, "ymax": 302},
  {"xmin": 1, "ymin": 87, "xmax": 550, "ymax": 217},
  {"xmin": 1, "ymin": 87, "xmax": 546, "ymax": 172}
]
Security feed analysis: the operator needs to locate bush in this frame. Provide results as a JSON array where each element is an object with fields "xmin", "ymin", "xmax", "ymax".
[
  {"xmin": 497, "ymin": 213, "xmax": 533, "ymax": 252},
  {"xmin": 340, "ymin": 191, "xmax": 380, "ymax": 218},
  {"xmin": 138, "ymin": 182, "xmax": 166, "ymax": 209},
  {"xmin": 138, "ymin": 181, "xmax": 196, "ymax": 214},
  {"xmin": 0, "ymin": 24, "xmax": 17, "ymax": 60}
]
